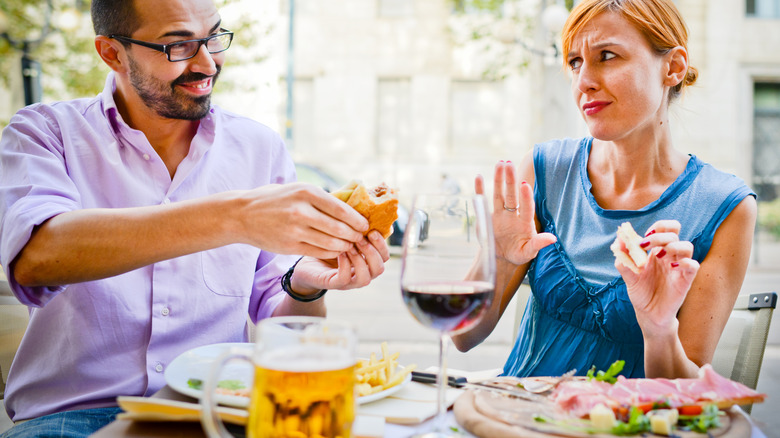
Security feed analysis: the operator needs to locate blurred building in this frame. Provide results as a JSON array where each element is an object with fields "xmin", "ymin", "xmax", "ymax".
[{"xmin": 216, "ymin": 0, "xmax": 780, "ymax": 207}]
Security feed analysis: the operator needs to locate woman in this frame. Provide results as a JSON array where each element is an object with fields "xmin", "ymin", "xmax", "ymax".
[{"xmin": 453, "ymin": 0, "xmax": 756, "ymax": 379}]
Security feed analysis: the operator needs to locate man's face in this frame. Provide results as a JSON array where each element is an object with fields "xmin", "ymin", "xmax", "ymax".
[
  {"xmin": 127, "ymin": 55, "xmax": 220, "ymax": 120},
  {"xmin": 122, "ymin": 0, "xmax": 225, "ymax": 120}
]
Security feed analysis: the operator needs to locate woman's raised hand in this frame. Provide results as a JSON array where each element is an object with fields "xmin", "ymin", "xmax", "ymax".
[
  {"xmin": 617, "ymin": 220, "xmax": 700, "ymax": 335},
  {"xmin": 475, "ymin": 161, "xmax": 556, "ymax": 266}
]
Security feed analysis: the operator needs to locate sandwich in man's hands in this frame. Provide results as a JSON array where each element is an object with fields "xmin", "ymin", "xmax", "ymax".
[
  {"xmin": 332, "ymin": 180, "xmax": 399, "ymax": 239},
  {"xmin": 610, "ymin": 222, "xmax": 649, "ymax": 274}
]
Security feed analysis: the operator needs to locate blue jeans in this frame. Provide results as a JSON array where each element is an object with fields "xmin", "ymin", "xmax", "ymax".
[{"xmin": 0, "ymin": 407, "xmax": 123, "ymax": 438}]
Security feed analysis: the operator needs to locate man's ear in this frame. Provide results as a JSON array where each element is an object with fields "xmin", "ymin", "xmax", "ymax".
[
  {"xmin": 663, "ymin": 46, "xmax": 688, "ymax": 88},
  {"xmin": 95, "ymin": 36, "xmax": 126, "ymax": 73}
]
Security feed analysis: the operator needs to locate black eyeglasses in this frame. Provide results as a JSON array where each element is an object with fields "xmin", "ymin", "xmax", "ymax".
[{"xmin": 109, "ymin": 29, "xmax": 234, "ymax": 62}]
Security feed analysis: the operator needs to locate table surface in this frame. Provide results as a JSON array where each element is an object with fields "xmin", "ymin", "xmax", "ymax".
[
  {"xmin": 91, "ymin": 388, "xmax": 767, "ymax": 438},
  {"xmin": 90, "ymin": 385, "xmax": 468, "ymax": 438}
]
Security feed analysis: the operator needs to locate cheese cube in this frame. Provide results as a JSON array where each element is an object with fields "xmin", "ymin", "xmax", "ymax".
[
  {"xmin": 589, "ymin": 404, "xmax": 617, "ymax": 430},
  {"xmin": 648, "ymin": 409, "xmax": 678, "ymax": 436}
]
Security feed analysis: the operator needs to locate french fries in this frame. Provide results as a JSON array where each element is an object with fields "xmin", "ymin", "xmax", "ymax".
[{"xmin": 355, "ymin": 342, "xmax": 417, "ymax": 397}]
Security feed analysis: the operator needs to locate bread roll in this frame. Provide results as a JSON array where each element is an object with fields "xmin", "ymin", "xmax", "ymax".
[
  {"xmin": 610, "ymin": 222, "xmax": 648, "ymax": 273},
  {"xmin": 332, "ymin": 180, "xmax": 399, "ymax": 238}
]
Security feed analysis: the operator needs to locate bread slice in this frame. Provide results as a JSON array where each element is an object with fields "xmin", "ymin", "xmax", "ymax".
[
  {"xmin": 332, "ymin": 180, "xmax": 399, "ymax": 238},
  {"xmin": 610, "ymin": 222, "xmax": 648, "ymax": 274}
]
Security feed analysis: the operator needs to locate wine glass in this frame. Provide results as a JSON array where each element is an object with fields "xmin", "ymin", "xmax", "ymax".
[{"xmin": 400, "ymin": 193, "xmax": 496, "ymax": 437}]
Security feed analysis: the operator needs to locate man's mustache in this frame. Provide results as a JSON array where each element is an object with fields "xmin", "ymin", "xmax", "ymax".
[{"xmin": 171, "ymin": 66, "xmax": 221, "ymax": 89}]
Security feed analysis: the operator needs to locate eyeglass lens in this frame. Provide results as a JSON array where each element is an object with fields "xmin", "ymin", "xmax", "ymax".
[{"xmin": 169, "ymin": 34, "xmax": 232, "ymax": 61}]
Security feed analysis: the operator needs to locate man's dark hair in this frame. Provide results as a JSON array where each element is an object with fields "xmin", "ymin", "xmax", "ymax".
[{"xmin": 91, "ymin": 0, "xmax": 140, "ymax": 38}]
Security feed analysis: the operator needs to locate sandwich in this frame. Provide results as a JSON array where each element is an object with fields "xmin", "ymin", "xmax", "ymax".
[
  {"xmin": 610, "ymin": 222, "xmax": 649, "ymax": 274},
  {"xmin": 332, "ymin": 180, "xmax": 399, "ymax": 239}
]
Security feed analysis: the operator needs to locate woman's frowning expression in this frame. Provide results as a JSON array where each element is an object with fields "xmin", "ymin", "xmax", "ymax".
[{"xmin": 567, "ymin": 11, "xmax": 673, "ymax": 142}]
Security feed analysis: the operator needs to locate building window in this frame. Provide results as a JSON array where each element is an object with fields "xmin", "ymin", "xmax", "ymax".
[
  {"xmin": 279, "ymin": 78, "xmax": 314, "ymax": 154},
  {"xmin": 753, "ymin": 82, "xmax": 780, "ymax": 201},
  {"xmin": 377, "ymin": 79, "xmax": 412, "ymax": 158},
  {"xmin": 379, "ymin": 0, "xmax": 415, "ymax": 17},
  {"xmin": 450, "ymin": 81, "xmax": 505, "ymax": 157},
  {"xmin": 747, "ymin": 0, "xmax": 780, "ymax": 18}
]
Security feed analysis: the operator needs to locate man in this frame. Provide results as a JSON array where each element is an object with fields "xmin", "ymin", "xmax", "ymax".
[{"xmin": 0, "ymin": 0, "xmax": 389, "ymax": 435}]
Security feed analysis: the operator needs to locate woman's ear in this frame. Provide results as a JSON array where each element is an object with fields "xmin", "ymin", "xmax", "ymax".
[
  {"xmin": 95, "ymin": 36, "xmax": 126, "ymax": 73},
  {"xmin": 663, "ymin": 46, "xmax": 688, "ymax": 88}
]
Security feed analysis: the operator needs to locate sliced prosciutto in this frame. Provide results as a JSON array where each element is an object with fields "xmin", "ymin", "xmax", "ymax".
[{"xmin": 550, "ymin": 364, "xmax": 766, "ymax": 418}]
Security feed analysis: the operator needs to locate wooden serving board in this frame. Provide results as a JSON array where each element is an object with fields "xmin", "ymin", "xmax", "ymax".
[{"xmin": 453, "ymin": 388, "xmax": 751, "ymax": 438}]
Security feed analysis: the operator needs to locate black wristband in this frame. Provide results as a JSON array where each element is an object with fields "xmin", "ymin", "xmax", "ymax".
[{"xmin": 281, "ymin": 257, "xmax": 328, "ymax": 302}]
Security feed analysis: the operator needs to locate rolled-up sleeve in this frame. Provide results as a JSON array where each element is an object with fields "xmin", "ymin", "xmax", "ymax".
[{"xmin": 0, "ymin": 107, "xmax": 81, "ymax": 306}]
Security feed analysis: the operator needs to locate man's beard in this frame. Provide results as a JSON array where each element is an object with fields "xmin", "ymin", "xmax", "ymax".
[{"xmin": 128, "ymin": 56, "xmax": 220, "ymax": 121}]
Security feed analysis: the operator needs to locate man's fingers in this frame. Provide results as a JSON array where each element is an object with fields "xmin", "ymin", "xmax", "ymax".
[{"xmin": 303, "ymin": 185, "xmax": 369, "ymax": 237}]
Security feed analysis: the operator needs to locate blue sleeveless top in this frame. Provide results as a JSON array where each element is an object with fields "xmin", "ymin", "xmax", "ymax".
[{"xmin": 502, "ymin": 137, "xmax": 754, "ymax": 378}]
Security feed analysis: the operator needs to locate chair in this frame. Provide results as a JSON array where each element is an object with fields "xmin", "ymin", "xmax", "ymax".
[
  {"xmin": 0, "ymin": 277, "xmax": 29, "ymax": 401},
  {"xmin": 711, "ymin": 292, "xmax": 777, "ymax": 414}
]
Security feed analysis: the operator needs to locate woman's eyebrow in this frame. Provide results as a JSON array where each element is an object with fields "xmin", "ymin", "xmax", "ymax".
[{"xmin": 567, "ymin": 40, "xmax": 621, "ymax": 58}]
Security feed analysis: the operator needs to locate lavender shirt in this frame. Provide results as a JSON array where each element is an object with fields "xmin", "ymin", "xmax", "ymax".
[{"xmin": 0, "ymin": 73, "xmax": 298, "ymax": 421}]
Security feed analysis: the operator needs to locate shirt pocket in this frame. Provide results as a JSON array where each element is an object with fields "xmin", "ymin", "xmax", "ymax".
[{"xmin": 201, "ymin": 244, "xmax": 260, "ymax": 297}]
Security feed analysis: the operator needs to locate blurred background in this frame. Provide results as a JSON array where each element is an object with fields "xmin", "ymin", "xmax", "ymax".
[{"xmin": 0, "ymin": 0, "xmax": 779, "ymax": 434}]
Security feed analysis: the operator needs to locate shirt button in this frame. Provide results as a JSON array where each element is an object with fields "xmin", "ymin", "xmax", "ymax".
[
  {"xmin": 161, "ymin": 307, "xmax": 170, "ymax": 316},
  {"xmin": 143, "ymin": 153, "xmax": 151, "ymax": 161},
  {"xmin": 155, "ymin": 363, "xmax": 163, "ymax": 373},
  {"xmin": 162, "ymin": 198, "xmax": 171, "ymax": 205}
]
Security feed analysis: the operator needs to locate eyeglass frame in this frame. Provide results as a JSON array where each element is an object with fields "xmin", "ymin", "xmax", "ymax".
[{"xmin": 108, "ymin": 29, "xmax": 234, "ymax": 62}]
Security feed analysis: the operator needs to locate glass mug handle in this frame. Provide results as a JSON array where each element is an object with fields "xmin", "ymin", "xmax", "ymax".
[{"xmin": 200, "ymin": 348, "xmax": 251, "ymax": 438}]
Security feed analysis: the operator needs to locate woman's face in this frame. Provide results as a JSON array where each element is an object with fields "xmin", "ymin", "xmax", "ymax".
[{"xmin": 567, "ymin": 11, "xmax": 670, "ymax": 142}]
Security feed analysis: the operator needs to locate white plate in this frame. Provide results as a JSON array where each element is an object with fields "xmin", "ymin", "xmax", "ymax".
[
  {"xmin": 165, "ymin": 342, "xmax": 411, "ymax": 408},
  {"xmin": 165, "ymin": 343, "xmax": 254, "ymax": 408}
]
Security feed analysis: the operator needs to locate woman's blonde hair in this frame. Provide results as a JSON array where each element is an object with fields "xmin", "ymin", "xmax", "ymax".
[{"xmin": 561, "ymin": 0, "xmax": 698, "ymax": 101}]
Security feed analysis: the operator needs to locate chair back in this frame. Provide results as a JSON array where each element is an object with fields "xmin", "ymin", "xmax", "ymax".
[
  {"xmin": 711, "ymin": 292, "xmax": 776, "ymax": 413},
  {"xmin": 0, "ymin": 278, "xmax": 29, "ymax": 400}
]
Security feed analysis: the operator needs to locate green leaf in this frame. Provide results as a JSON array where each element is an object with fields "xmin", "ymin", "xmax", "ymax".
[
  {"xmin": 610, "ymin": 406, "xmax": 651, "ymax": 435},
  {"xmin": 679, "ymin": 404, "xmax": 722, "ymax": 433},
  {"xmin": 187, "ymin": 378, "xmax": 203, "ymax": 390},
  {"xmin": 586, "ymin": 360, "xmax": 625, "ymax": 384},
  {"xmin": 216, "ymin": 379, "xmax": 246, "ymax": 390}
]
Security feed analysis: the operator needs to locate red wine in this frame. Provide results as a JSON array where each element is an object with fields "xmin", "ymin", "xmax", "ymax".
[{"xmin": 402, "ymin": 282, "xmax": 493, "ymax": 333}]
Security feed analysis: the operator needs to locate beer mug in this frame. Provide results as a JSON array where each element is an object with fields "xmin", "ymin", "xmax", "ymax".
[{"xmin": 200, "ymin": 316, "xmax": 358, "ymax": 438}]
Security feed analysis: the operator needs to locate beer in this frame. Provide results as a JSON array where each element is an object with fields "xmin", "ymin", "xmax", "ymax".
[{"xmin": 247, "ymin": 345, "xmax": 356, "ymax": 438}]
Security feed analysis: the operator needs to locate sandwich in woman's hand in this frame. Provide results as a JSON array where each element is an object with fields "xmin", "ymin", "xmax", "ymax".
[
  {"xmin": 332, "ymin": 180, "xmax": 399, "ymax": 238},
  {"xmin": 610, "ymin": 222, "xmax": 649, "ymax": 273}
]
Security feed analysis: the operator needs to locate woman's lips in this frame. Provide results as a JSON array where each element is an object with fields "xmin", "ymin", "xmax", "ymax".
[{"xmin": 582, "ymin": 101, "xmax": 610, "ymax": 116}]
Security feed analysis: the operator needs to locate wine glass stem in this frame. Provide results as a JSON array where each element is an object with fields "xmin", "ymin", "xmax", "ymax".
[{"xmin": 434, "ymin": 331, "xmax": 451, "ymax": 431}]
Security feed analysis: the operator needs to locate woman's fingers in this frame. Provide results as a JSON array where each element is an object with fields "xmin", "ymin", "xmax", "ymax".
[
  {"xmin": 492, "ymin": 161, "xmax": 506, "ymax": 212},
  {"xmin": 502, "ymin": 162, "xmax": 520, "ymax": 213},
  {"xmin": 643, "ymin": 220, "xmax": 681, "ymax": 237},
  {"xmin": 475, "ymin": 174, "xmax": 485, "ymax": 195},
  {"xmin": 653, "ymin": 240, "xmax": 694, "ymax": 263}
]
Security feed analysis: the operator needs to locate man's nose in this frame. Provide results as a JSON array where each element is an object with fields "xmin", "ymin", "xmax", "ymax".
[{"xmin": 189, "ymin": 43, "xmax": 219, "ymax": 76}]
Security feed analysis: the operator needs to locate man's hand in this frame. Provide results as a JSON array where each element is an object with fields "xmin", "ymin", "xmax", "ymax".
[
  {"xmin": 232, "ymin": 183, "xmax": 370, "ymax": 260},
  {"xmin": 289, "ymin": 230, "xmax": 391, "ymax": 294}
]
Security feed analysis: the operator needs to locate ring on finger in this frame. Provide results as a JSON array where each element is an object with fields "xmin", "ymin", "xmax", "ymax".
[{"xmin": 503, "ymin": 204, "xmax": 519, "ymax": 212}]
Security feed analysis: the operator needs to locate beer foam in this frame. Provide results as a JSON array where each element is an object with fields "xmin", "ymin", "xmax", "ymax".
[{"xmin": 258, "ymin": 345, "xmax": 355, "ymax": 372}]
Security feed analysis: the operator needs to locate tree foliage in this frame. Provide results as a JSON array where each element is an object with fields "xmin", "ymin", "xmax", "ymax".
[
  {"xmin": 0, "ymin": 0, "xmax": 270, "ymax": 106},
  {"xmin": 446, "ymin": 0, "xmax": 571, "ymax": 79}
]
